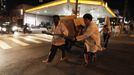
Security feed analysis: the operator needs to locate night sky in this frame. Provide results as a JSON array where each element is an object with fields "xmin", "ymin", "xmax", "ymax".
[
  {"xmin": 6, "ymin": 0, "xmax": 54, "ymax": 11},
  {"xmin": 104, "ymin": 0, "xmax": 133, "ymax": 18},
  {"xmin": 6, "ymin": 0, "xmax": 133, "ymax": 18}
]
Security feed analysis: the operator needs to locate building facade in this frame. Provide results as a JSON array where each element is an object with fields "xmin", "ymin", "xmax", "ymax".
[
  {"xmin": 24, "ymin": 0, "xmax": 116, "ymax": 26},
  {"xmin": 0, "ymin": 0, "xmax": 7, "ymax": 15}
]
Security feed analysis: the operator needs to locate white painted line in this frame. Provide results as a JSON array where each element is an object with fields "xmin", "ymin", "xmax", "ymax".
[
  {"xmin": 27, "ymin": 36, "xmax": 52, "ymax": 42},
  {"xmin": 33, "ymin": 34, "xmax": 53, "ymax": 40},
  {"xmin": 0, "ymin": 40, "xmax": 12, "ymax": 49},
  {"xmin": 8, "ymin": 38, "xmax": 29, "ymax": 46},
  {"xmin": 19, "ymin": 37, "xmax": 42, "ymax": 44}
]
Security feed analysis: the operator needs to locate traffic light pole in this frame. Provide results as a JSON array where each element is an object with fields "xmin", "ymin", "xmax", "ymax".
[
  {"xmin": 75, "ymin": 0, "xmax": 78, "ymax": 18},
  {"xmin": 122, "ymin": 0, "xmax": 128, "ymax": 33}
]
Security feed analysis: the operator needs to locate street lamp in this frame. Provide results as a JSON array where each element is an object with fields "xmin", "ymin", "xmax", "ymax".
[
  {"xmin": 75, "ymin": 0, "xmax": 78, "ymax": 18},
  {"xmin": 20, "ymin": 9, "xmax": 24, "ymax": 15},
  {"xmin": 20, "ymin": 9, "xmax": 24, "ymax": 27}
]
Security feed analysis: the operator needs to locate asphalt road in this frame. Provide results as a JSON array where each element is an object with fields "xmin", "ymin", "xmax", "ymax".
[{"xmin": 0, "ymin": 34, "xmax": 134, "ymax": 75}]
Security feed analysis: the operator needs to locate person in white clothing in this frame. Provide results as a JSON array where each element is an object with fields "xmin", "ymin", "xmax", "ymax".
[
  {"xmin": 114, "ymin": 25, "xmax": 120, "ymax": 37},
  {"xmin": 76, "ymin": 13, "xmax": 101, "ymax": 65},
  {"xmin": 42, "ymin": 15, "xmax": 68, "ymax": 63}
]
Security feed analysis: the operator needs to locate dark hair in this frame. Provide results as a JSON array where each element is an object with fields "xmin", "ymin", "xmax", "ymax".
[
  {"xmin": 53, "ymin": 15, "xmax": 60, "ymax": 20},
  {"xmin": 83, "ymin": 13, "xmax": 93, "ymax": 21}
]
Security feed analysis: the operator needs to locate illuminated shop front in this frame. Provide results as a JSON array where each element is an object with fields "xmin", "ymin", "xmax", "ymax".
[{"xmin": 24, "ymin": 0, "xmax": 116, "ymax": 26}]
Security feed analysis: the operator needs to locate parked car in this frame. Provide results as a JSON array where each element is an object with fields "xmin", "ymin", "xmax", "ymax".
[
  {"xmin": 0, "ymin": 22, "xmax": 11, "ymax": 34},
  {"xmin": 11, "ymin": 26, "xmax": 23, "ymax": 33}
]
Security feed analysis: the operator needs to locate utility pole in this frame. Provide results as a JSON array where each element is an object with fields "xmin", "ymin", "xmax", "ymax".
[
  {"xmin": 75, "ymin": 0, "xmax": 78, "ymax": 18},
  {"xmin": 122, "ymin": 0, "xmax": 128, "ymax": 33}
]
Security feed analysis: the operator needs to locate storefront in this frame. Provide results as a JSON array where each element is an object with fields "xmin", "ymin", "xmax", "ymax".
[{"xmin": 24, "ymin": 0, "xmax": 116, "ymax": 27}]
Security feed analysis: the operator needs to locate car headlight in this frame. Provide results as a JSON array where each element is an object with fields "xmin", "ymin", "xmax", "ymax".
[
  {"xmin": 26, "ymin": 27, "xmax": 31, "ymax": 30},
  {"xmin": 12, "ymin": 26, "xmax": 18, "ymax": 31},
  {"xmin": 2, "ymin": 28, "xmax": 6, "ymax": 32}
]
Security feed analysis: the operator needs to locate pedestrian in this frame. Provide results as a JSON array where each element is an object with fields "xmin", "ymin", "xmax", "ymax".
[
  {"xmin": 23, "ymin": 23, "xmax": 28, "ymax": 34},
  {"xmin": 114, "ymin": 24, "xmax": 120, "ymax": 37},
  {"xmin": 42, "ymin": 15, "xmax": 68, "ymax": 63},
  {"xmin": 101, "ymin": 25, "xmax": 111, "ymax": 49},
  {"xmin": 76, "ymin": 13, "xmax": 101, "ymax": 65}
]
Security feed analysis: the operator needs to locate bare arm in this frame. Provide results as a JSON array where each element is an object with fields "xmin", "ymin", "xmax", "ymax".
[{"xmin": 76, "ymin": 25, "xmax": 95, "ymax": 41}]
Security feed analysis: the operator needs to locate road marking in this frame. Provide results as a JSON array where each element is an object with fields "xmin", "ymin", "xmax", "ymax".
[
  {"xmin": 19, "ymin": 36, "xmax": 42, "ymax": 44},
  {"xmin": 33, "ymin": 34, "xmax": 53, "ymax": 40},
  {"xmin": 27, "ymin": 36, "xmax": 52, "ymax": 42},
  {"xmin": 0, "ymin": 40, "xmax": 12, "ymax": 49},
  {"xmin": 8, "ymin": 38, "xmax": 29, "ymax": 46}
]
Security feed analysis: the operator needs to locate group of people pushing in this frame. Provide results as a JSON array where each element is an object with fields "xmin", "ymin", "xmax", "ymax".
[{"xmin": 42, "ymin": 13, "xmax": 111, "ymax": 66}]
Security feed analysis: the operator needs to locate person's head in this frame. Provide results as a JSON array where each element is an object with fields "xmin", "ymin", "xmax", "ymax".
[
  {"xmin": 83, "ymin": 13, "xmax": 93, "ymax": 26},
  {"xmin": 53, "ymin": 15, "xmax": 60, "ymax": 25}
]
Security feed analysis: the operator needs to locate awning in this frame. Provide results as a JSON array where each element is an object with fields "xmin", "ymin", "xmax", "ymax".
[{"xmin": 25, "ymin": 0, "xmax": 116, "ymax": 17}]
